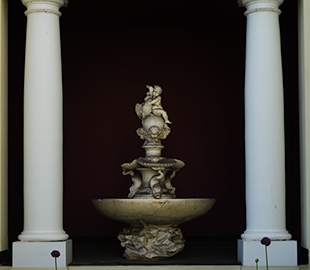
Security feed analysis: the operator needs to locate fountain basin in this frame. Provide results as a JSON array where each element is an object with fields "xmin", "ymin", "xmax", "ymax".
[{"xmin": 92, "ymin": 198, "xmax": 216, "ymax": 227}]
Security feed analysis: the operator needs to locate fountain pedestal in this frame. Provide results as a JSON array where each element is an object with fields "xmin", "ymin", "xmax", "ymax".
[{"xmin": 118, "ymin": 225, "xmax": 184, "ymax": 260}]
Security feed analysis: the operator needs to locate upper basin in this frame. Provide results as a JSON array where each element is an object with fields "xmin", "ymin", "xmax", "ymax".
[{"xmin": 92, "ymin": 198, "xmax": 216, "ymax": 227}]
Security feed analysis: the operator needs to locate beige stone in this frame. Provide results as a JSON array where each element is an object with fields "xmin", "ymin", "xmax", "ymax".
[
  {"xmin": 93, "ymin": 86, "xmax": 216, "ymax": 260},
  {"xmin": 92, "ymin": 198, "xmax": 216, "ymax": 227},
  {"xmin": 118, "ymin": 225, "xmax": 185, "ymax": 260}
]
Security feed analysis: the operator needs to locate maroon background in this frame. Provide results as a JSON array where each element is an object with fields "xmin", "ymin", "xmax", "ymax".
[{"xmin": 8, "ymin": 0, "xmax": 300, "ymax": 241}]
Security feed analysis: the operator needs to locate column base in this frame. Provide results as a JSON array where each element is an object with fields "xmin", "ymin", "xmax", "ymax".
[
  {"xmin": 241, "ymin": 230, "xmax": 292, "ymax": 241},
  {"xmin": 13, "ymin": 240, "xmax": 72, "ymax": 268},
  {"xmin": 18, "ymin": 231, "xmax": 69, "ymax": 241},
  {"xmin": 238, "ymin": 239, "xmax": 297, "ymax": 266}
]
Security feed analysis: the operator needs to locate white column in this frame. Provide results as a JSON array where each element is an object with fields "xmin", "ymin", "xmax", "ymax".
[
  {"xmin": 241, "ymin": 0, "xmax": 289, "ymax": 241},
  {"xmin": 19, "ymin": 0, "xmax": 68, "ymax": 242},
  {"xmin": 238, "ymin": 0, "xmax": 297, "ymax": 266},
  {"xmin": 298, "ymin": 0, "xmax": 310, "ymax": 250},
  {"xmin": 13, "ymin": 0, "xmax": 72, "ymax": 267},
  {"xmin": 0, "ymin": 0, "xmax": 8, "ymax": 252}
]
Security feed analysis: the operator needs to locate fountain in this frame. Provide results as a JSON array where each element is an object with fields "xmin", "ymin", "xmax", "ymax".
[{"xmin": 93, "ymin": 85, "xmax": 216, "ymax": 260}]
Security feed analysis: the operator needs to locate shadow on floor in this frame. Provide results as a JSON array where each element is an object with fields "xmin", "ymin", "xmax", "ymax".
[
  {"xmin": 71, "ymin": 236, "xmax": 240, "ymax": 266},
  {"xmin": 3, "ymin": 236, "xmax": 308, "ymax": 266}
]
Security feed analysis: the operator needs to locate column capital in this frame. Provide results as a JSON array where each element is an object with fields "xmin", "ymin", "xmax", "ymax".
[
  {"xmin": 238, "ymin": 0, "xmax": 284, "ymax": 16},
  {"xmin": 21, "ymin": 0, "xmax": 68, "ymax": 8},
  {"xmin": 238, "ymin": 0, "xmax": 283, "ymax": 8},
  {"xmin": 21, "ymin": 0, "xmax": 68, "ymax": 16}
]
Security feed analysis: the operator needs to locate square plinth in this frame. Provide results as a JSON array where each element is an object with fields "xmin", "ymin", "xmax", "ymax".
[
  {"xmin": 238, "ymin": 239, "xmax": 297, "ymax": 266},
  {"xmin": 13, "ymin": 240, "xmax": 72, "ymax": 267}
]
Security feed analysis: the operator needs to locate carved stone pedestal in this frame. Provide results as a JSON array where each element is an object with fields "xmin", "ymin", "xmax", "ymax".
[{"xmin": 118, "ymin": 225, "xmax": 185, "ymax": 260}]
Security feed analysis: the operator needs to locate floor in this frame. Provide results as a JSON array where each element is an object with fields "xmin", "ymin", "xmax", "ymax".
[
  {"xmin": 70, "ymin": 236, "xmax": 240, "ymax": 266},
  {"xmin": 72, "ymin": 236, "xmax": 310, "ymax": 266},
  {"xmin": 1, "ymin": 236, "xmax": 308, "ymax": 266}
]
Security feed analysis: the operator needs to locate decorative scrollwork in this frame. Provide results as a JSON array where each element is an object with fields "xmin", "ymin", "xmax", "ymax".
[{"xmin": 121, "ymin": 85, "xmax": 185, "ymax": 199}]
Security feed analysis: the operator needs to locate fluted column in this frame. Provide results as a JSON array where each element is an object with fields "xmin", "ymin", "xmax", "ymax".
[
  {"xmin": 238, "ymin": 0, "xmax": 297, "ymax": 266},
  {"xmin": 13, "ymin": 0, "xmax": 72, "ymax": 267}
]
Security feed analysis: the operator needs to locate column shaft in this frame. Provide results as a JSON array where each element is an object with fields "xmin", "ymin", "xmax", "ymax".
[
  {"xmin": 238, "ymin": 0, "xmax": 297, "ymax": 266},
  {"xmin": 0, "ymin": 0, "xmax": 8, "ymax": 251},
  {"xmin": 298, "ymin": 0, "xmax": 310, "ymax": 250},
  {"xmin": 241, "ymin": 0, "xmax": 291, "ymax": 241},
  {"xmin": 19, "ymin": 0, "xmax": 68, "ymax": 241}
]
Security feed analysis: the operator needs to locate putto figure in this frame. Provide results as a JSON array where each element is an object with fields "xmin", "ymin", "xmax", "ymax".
[
  {"xmin": 135, "ymin": 85, "xmax": 171, "ymax": 145},
  {"xmin": 136, "ymin": 85, "xmax": 172, "ymax": 125}
]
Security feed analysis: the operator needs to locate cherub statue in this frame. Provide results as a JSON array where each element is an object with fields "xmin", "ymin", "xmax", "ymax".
[{"xmin": 135, "ymin": 85, "xmax": 172, "ymax": 124}]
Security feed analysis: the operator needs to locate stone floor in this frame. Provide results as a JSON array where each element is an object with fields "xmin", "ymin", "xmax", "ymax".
[
  {"xmin": 1, "ymin": 236, "xmax": 308, "ymax": 266},
  {"xmin": 70, "ymin": 236, "xmax": 308, "ymax": 266},
  {"xmin": 70, "ymin": 236, "xmax": 240, "ymax": 266}
]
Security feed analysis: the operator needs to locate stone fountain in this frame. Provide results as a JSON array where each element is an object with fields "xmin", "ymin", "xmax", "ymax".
[{"xmin": 93, "ymin": 85, "xmax": 216, "ymax": 260}]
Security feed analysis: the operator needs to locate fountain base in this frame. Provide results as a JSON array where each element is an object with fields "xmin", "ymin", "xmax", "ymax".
[
  {"xmin": 118, "ymin": 225, "xmax": 185, "ymax": 260},
  {"xmin": 92, "ymin": 198, "xmax": 216, "ymax": 260}
]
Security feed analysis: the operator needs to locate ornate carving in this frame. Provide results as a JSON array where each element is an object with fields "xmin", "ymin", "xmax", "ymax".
[
  {"xmin": 122, "ymin": 160, "xmax": 142, "ymax": 198},
  {"xmin": 135, "ymin": 86, "xmax": 171, "ymax": 145},
  {"xmin": 121, "ymin": 86, "xmax": 185, "ymax": 199},
  {"xmin": 136, "ymin": 85, "xmax": 171, "ymax": 123},
  {"xmin": 121, "ymin": 157, "xmax": 185, "ymax": 199},
  {"xmin": 118, "ymin": 225, "xmax": 185, "ymax": 260},
  {"xmin": 164, "ymin": 171, "xmax": 177, "ymax": 198},
  {"xmin": 122, "ymin": 170, "xmax": 142, "ymax": 199},
  {"xmin": 149, "ymin": 167, "xmax": 165, "ymax": 199},
  {"xmin": 136, "ymin": 124, "xmax": 171, "ymax": 144},
  {"xmin": 93, "ymin": 85, "xmax": 216, "ymax": 261}
]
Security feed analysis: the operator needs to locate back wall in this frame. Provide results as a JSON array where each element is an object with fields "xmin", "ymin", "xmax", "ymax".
[{"xmin": 7, "ymin": 0, "xmax": 299, "ymax": 241}]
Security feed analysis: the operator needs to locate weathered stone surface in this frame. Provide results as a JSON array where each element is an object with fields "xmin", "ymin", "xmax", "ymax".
[
  {"xmin": 93, "ymin": 86, "xmax": 216, "ymax": 260},
  {"xmin": 92, "ymin": 198, "xmax": 216, "ymax": 227},
  {"xmin": 118, "ymin": 225, "xmax": 185, "ymax": 260}
]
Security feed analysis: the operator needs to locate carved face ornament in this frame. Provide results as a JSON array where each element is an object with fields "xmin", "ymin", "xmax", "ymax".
[{"xmin": 152, "ymin": 86, "xmax": 162, "ymax": 97}]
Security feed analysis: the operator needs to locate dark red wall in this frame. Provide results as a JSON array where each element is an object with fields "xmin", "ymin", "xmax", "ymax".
[
  {"xmin": 61, "ymin": 28, "xmax": 246, "ymax": 237},
  {"xmin": 8, "ymin": 0, "xmax": 299, "ymax": 241}
]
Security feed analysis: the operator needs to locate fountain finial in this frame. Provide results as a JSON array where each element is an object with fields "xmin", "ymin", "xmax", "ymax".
[
  {"xmin": 135, "ymin": 85, "xmax": 171, "ymax": 156},
  {"xmin": 121, "ymin": 85, "xmax": 184, "ymax": 199}
]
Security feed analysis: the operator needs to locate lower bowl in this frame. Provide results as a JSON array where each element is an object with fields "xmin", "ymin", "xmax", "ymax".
[{"xmin": 92, "ymin": 198, "xmax": 216, "ymax": 227}]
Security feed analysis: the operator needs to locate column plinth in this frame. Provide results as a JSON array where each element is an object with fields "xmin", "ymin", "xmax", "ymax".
[{"xmin": 238, "ymin": 0, "xmax": 297, "ymax": 266}]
